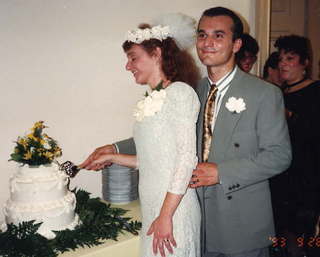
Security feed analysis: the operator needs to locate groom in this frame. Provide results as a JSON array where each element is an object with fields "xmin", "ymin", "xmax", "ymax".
[
  {"xmin": 81, "ymin": 7, "xmax": 291, "ymax": 257},
  {"xmin": 188, "ymin": 7, "xmax": 291, "ymax": 257}
]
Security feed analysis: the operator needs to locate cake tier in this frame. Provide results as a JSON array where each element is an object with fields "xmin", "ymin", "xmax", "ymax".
[
  {"xmin": 37, "ymin": 214, "xmax": 80, "ymax": 240},
  {"xmin": 4, "ymin": 163, "xmax": 81, "ymax": 239},
  {"xmin": 9, "ymin": 164, "xmax": 69, "ymax": 203},
  {"xmin": 4, "ymin": 191, "xmax": 79, "ymax": 239}
]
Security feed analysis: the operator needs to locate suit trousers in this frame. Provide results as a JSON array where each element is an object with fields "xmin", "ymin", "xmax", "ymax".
[{"xmin": 204, "ymin": 247, "xmax": 269, "ymax": 257}]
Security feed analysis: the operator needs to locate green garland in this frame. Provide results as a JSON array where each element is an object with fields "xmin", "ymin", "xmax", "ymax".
[{"xmin": 0, "ymin": 189, "xmax": 141, "ymax": 257}]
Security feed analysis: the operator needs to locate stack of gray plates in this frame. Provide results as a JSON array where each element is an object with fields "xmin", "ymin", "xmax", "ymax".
[{"xmin": 102, "ymin": 164, "xmax": 138, "ymax": 204}]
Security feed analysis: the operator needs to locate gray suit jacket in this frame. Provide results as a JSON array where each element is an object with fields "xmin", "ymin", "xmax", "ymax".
[
  {"xmin": 196, "ymin": 68, "xmax": 291, "ymax": 254},
  {"xmin": 116, "ymin": 69, "xmax": 292, "ymax": 254}
]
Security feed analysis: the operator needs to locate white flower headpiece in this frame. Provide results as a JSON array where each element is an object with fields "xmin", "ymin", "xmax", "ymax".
[
  {"xmin": 127, "ymin": 25, "xmax": 171, "ymax": 44},
  {"xmin": 125, "ymin": 13, "xmax": 196, "ymax": 50}
]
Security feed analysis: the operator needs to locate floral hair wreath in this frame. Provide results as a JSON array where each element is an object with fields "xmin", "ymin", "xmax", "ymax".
[
  {"xmin": 126, "ymin": 25, "xmax": 171, "ymax": 44},
  {"xmin": 125, "ymin": 13, "xmax": 196, "ymax": 50}
]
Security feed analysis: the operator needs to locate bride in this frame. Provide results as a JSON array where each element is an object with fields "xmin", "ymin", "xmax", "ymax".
[{"xmin": 80, "ymin": 13, "xmax": 201, "ymax": 257}]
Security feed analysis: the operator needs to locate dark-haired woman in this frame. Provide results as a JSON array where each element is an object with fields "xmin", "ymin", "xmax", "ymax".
[
  {"xmin": 271, "ymin": 35, "xmax": 320, "ymax": 257},
  {"xmin": 81, "ymin": 14, "xmax": 201, "ymax": 257}
]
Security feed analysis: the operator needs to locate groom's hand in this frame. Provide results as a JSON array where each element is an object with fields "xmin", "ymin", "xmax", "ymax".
[{"xmin": 189, "ymin": 162, "xmax": 219, "ymax": 188}]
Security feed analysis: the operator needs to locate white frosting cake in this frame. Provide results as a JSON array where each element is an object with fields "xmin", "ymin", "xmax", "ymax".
[{"xmin": 4, "ymin": 163, "xmax": 79, "ymax": 239}]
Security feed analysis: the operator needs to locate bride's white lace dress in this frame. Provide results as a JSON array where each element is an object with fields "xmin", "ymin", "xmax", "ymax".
[{"xmin": 133, "ymin": 82, "xmax": 201, "ymax": 257}]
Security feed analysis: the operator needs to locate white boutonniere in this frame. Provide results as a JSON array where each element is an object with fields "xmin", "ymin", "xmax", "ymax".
[
  {"xmin": 133, "ymin": 82, "xmax": 166, "ymax": 122},
  {"xmin": 225, "ymin": 97, "xmax": 246, "ymax": 113}
]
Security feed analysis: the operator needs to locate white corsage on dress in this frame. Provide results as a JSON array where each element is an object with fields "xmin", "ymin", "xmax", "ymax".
[{"xmin": 133, "ymin": 89, "xmax": 166, "ymax": 122}]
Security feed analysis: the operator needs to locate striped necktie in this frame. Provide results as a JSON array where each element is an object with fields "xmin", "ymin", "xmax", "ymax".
[{"xmin": 202, "ymin": 84, "xmax": 218, "ymax": 162}]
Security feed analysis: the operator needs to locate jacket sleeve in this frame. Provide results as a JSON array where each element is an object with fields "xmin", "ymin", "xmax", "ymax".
[{"xmin": 115, "ymin": 138, "xmax": 136, "ymax": 155}]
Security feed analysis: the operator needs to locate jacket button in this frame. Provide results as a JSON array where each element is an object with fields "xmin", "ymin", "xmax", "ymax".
[
  {"xmin": 228, "ymin": 187, "xmax": 232, "ymax": 190},
  {"xmin": 234, "ymin": 143, "xmax": 240, "ymax": 147},
  {"xmin": 236, "ymin": 184, "xmax": 240, "ymax": 188},
  {"xmin": 227, "ymin": 196, "xmax": 232, "ymax": 200}
]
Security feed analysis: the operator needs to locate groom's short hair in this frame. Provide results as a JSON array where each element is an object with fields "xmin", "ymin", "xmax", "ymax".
[{"xmin": 200, "ymin": 7, "xmax": 243, "ymax": 41}]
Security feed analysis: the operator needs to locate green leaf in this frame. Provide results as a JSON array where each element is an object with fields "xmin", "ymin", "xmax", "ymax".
[
  {"xmin": 10, "ymin": 153, "xmax": 23, "ymax": 162},
  {"xmin": 154, "ymin": 80, "xmax": 164, "ymax": 91}
]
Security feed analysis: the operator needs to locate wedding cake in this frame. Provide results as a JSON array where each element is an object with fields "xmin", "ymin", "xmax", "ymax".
[
  {"xmin": 4, "ymin": 163, "xmax": 79, "ymax": 239},
  {"xmin": 4, "ymin": 121, "xmax": 80, "ymax": 239}
]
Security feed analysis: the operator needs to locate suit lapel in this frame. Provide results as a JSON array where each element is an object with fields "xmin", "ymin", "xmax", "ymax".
[
  {"xmin": 197, "ymin": 70, "xmax": 245, "ymax": 194},
  {"xmin": 210, "ymin": 69, "xmax": 245, "ymax": 160}
]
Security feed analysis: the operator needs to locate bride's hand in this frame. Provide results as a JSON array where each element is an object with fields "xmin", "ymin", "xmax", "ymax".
[
  {"xmin": 79, "ymin": 144, "xmax": 116, "ymax": 170},
  {"xmin": 147, "ymin": 215, "xmax": 176, "ymax": 257},
  {"xmin": 80, "ymin": 153, "xmax": 115, "ymax": 171}
]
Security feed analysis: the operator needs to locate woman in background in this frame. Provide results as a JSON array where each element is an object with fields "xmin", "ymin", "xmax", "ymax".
[{"xmin": 271, "ymin": 34, "xmax": 320, "ymax": 257}]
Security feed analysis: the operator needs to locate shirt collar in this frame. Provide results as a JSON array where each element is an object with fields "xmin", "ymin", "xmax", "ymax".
[{"xmin": 207, "ymin": 66, "xmax": 237, "ymax": 92}]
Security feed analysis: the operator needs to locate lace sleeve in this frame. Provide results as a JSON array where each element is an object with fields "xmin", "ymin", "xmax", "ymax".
[{"xmin": 166, "ymin": 83, "xmax": 200, "ymax": 195}]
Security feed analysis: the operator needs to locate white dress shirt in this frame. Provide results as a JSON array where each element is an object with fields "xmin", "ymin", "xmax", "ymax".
[{"xmin": 207, "ymin": 66, "xmax": 237, "ymax": 131}]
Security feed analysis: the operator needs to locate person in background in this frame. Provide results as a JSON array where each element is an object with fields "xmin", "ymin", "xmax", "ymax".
[
  {"xmin": 236, "ymin": 32, "xmax": 259, "ymax": 73},
  {"xmin": 262, "ymin": 51, "xmax": 283, "ymax": 87},
  {"xmin": 271, "ymin": 34, "xmax": 320, "ymax": 257}
]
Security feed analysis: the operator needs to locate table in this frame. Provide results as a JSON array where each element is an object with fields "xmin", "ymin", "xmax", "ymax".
[{"xmin": 59, "ymin": 200, "xmax": 141, "ymax": 257}]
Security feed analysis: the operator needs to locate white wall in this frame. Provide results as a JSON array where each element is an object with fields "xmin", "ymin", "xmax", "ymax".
[{"xmin": 0, "ymin": 0, "xmax": 255, "ymax": 221}]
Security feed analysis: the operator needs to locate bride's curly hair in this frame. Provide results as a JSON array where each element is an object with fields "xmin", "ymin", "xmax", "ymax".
[{"xmin": 122, "ymin": 24, "xmax": 200, "ymax": 88}]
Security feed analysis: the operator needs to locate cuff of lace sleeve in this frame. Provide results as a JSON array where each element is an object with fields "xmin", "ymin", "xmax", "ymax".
[
  {"xmin": 167, "ymin": 188, "xmax": 187, "ymax": 195},
  {"xmin": 113, "ymin": 143, "xmax": 119, "ymax": 154},
  {"xmin": 134, "ymin": 158, "xmax": 139, "ymax": 170}
]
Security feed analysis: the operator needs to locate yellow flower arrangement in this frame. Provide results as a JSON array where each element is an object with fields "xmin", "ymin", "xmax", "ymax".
[{"xmin": 10, "ymin": 121, "xmax": 62, "ymax": 166}]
